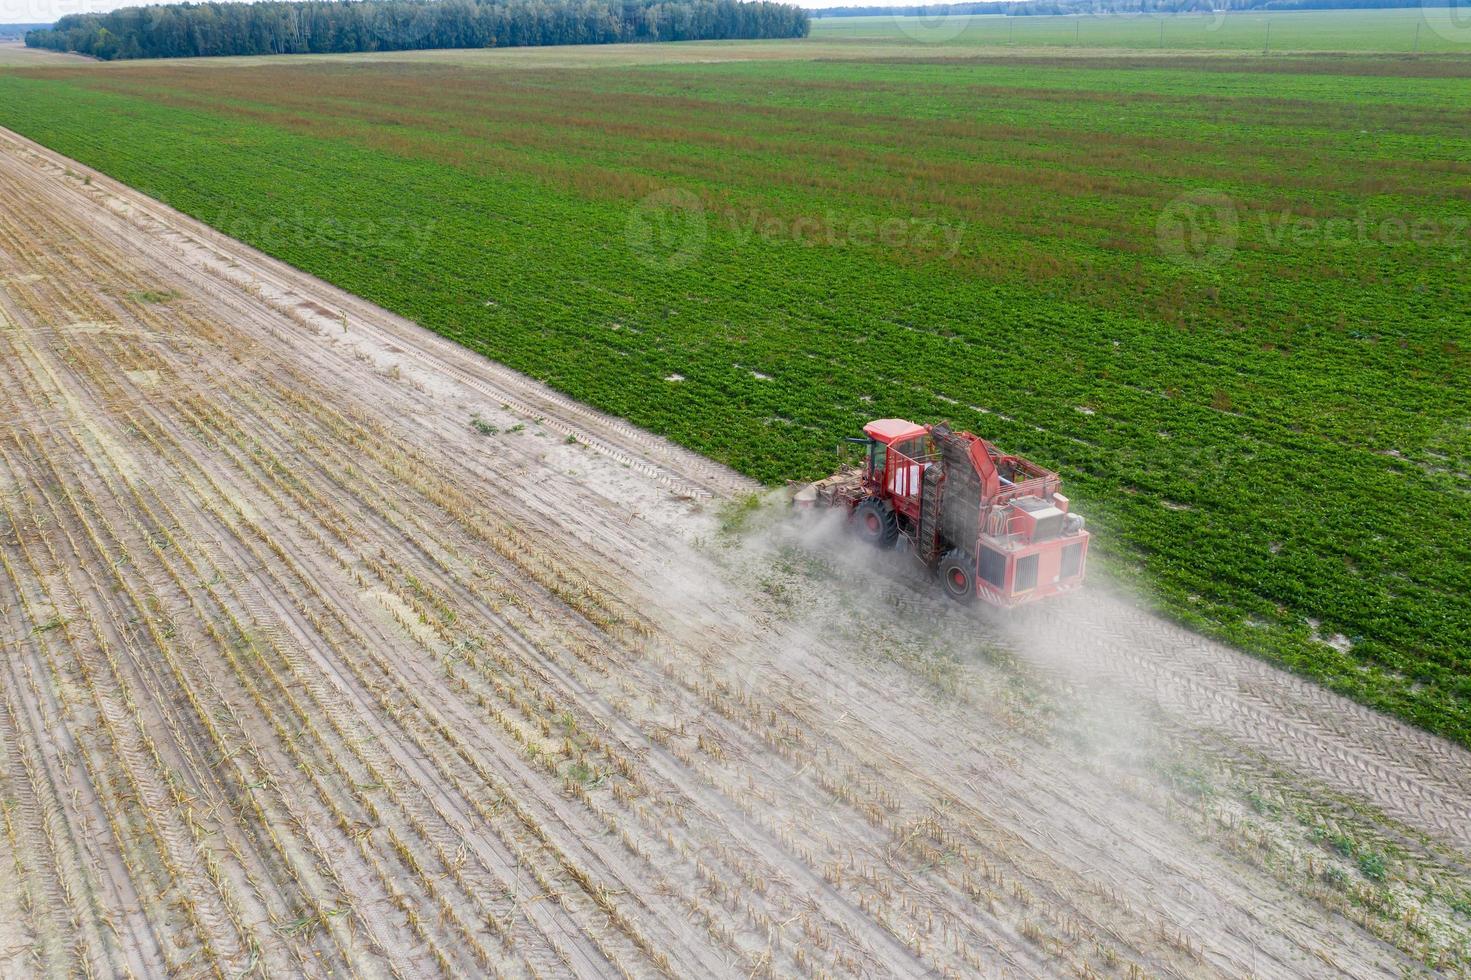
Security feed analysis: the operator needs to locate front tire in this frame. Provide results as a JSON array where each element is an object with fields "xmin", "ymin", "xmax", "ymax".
[
  {"xmin": 937, "ymin": 549, "xmax": 976, "ymax": 604},
  {"xmin": 852, "ymin": 498, "xmax": 898, "ymax": 549}
]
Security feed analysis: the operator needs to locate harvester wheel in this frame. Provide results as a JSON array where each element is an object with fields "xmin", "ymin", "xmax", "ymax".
[
  {"xmin": 852, "ymin": 498, "xmax": 898, "ymax": 549},
  {"xmin": 937, "ymin": 550, "xmax": 976, "ymax": 604}
]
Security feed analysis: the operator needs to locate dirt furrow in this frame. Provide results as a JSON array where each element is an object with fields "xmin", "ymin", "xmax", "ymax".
[{"xmin": 0, "ymin": 121, "xmax": 1466, "ymax": 980}]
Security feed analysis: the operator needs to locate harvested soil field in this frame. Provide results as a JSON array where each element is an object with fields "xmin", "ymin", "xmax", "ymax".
[{"xmin": 0, "ymin": 126, "xmax": 1468, "ymax": 978}]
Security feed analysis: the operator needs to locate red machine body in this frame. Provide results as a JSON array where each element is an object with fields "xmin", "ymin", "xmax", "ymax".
[{"xmin": 794, "ymin": 419, "xmax": 1089, "ymax": 608}]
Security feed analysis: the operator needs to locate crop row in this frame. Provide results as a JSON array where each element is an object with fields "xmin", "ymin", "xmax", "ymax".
[{"xmin": 10, "ymin": 53, "xmax": 1463, "ymax": 743}]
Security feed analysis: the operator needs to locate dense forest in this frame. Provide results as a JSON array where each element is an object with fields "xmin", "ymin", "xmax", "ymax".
[
  {"xmin": 813, "ymin": 0, "xmax": 1450, "ymax": 15},
  {"xmin": 24, "ymin": 0, "xmax": 809, "ymax": 59}
]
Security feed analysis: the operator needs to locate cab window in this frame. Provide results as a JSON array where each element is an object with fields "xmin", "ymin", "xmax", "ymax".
[
  {"xmin": 894, "ymin": 435, "xmax": 935, "ymax": 462},
  {"xmin": 869, "ymin": 441, "xmax": 888, "ymax": 474}
]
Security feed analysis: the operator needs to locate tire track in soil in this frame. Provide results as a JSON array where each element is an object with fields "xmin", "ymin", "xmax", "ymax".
[
  {"xmin": 1020, "ymin": 596, "xmax": 1471, "ymax": 855},
  {"xmin": 0, "ymin": 123, "xmax": 1466, "ymax": 978},
  {"xmin": 20, "ymin": 123, "xmax": 1467, "ymax": 860},
  {"xmin": 181, "ymin": 372, "xmax": 928, "ymax": 974},
  {"xmin": 0, "ymin": 131, "xmax": 1082, "ymax": 977},
  {"xmin": 0, "ymin": 140, "xmax": 761, "ymax": 978},
  {"xmin": 771, "ymin": 528, "xmax": 1471, "ymax": 860}
]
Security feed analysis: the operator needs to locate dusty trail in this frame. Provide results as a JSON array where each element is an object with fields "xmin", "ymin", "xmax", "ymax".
[
  {"xmin": 1024, "ymin": 595, "xmax": 1471, "ymax": 852},
  {"xmin": 0, "ymin": 124, "xmax": 1467, "ymax": 978}
]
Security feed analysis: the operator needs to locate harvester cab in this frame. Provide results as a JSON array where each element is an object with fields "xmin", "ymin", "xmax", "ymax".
[{"xmin": 794, "ymin": 418, "xmax": 1089, "ymax": 608}]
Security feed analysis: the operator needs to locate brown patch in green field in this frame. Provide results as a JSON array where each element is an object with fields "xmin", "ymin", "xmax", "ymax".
[
  {"xmin": 1, "ymin": 49, "xmax": 1467, "ymax": 744},
  {"xmin": 19, "ymin": 59, "xmax": 1469, "ymax": 348},
  {"xmin": 879, "ymin": 52, "xmax": 1471, "ymax": 79}
]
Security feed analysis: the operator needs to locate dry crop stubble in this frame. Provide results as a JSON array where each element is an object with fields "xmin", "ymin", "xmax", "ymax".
[
  {"xmin": 0, "ymin": 121, "xmax": 1467, "ymax": 978},
  {"xmin": 2, "ymin": 49, "xmax": 1467, "ymax": 747}
]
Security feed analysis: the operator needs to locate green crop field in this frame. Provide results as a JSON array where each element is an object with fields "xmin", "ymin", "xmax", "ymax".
[
  {"xmin": 812, "ymin": 8, "xmax": 1471, "ymax": 53},
  {"xmin": 1, "ymin": 16, "xmax": 1468, "ymax": 744}
]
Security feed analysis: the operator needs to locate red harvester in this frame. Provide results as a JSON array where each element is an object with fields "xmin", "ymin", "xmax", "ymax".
[{"xmin": 793, "ymin": 419, "xmax": 1089, "ymax": 607}]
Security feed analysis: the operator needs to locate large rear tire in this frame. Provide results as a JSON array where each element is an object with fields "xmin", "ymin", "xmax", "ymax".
[
  {"xmin": 853, "ymin": 498, "xmax": 898, "ymax": 549},
  {"xmin": 937, "ymin": 549, "xmax": 977, "ymax": 604}
]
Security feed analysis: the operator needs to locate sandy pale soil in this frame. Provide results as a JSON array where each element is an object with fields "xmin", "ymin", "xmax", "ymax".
[
  {"xmin": 0, "ymin": 125, "xmax": 1467, "ymax": 979},
  {"xmin": 0, "ymin": 41, "xmax": 93, "ymax": 66}
]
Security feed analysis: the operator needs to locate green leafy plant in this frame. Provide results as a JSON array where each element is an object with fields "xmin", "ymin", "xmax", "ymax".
[{"xmin": 5, "ymin": 44, "xmax": 1466, "ymax": 745}]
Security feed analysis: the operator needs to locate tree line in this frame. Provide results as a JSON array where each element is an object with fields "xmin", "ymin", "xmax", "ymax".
[
  {"xmin": 25, "ymin": 0, "xmax": 809, "ymax": 60},
  {"xmin": 812, "ymin": 0, "xmax": 1446, "ymax": 15}
]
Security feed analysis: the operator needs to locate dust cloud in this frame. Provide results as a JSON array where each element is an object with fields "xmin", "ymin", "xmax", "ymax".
[
  {"xmin": 630, "ymin": 491, "xmax": 1300, "ymax": 976},
  {"xmin": 675, "ymin": 490, "xmax": 1169, "ymax": 768}
]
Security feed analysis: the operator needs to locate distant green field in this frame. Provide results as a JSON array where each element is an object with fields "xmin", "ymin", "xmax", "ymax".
[
  {"xmin": 0, "ymin": 29, "xmax": 1469, "ymax": 744},
  {"xmin": 813, "ymin": 8, "xmax": 1471, "ymax": 52}
]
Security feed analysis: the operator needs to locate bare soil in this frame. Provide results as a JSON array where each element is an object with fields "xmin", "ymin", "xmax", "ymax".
[
  {"xmin": 0, "ymin": 42, "xmax": 92, "ymax": 66},
  {"xmin": 0, "ymin": 125, "xmax": 1467, "ymax": 979}
]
